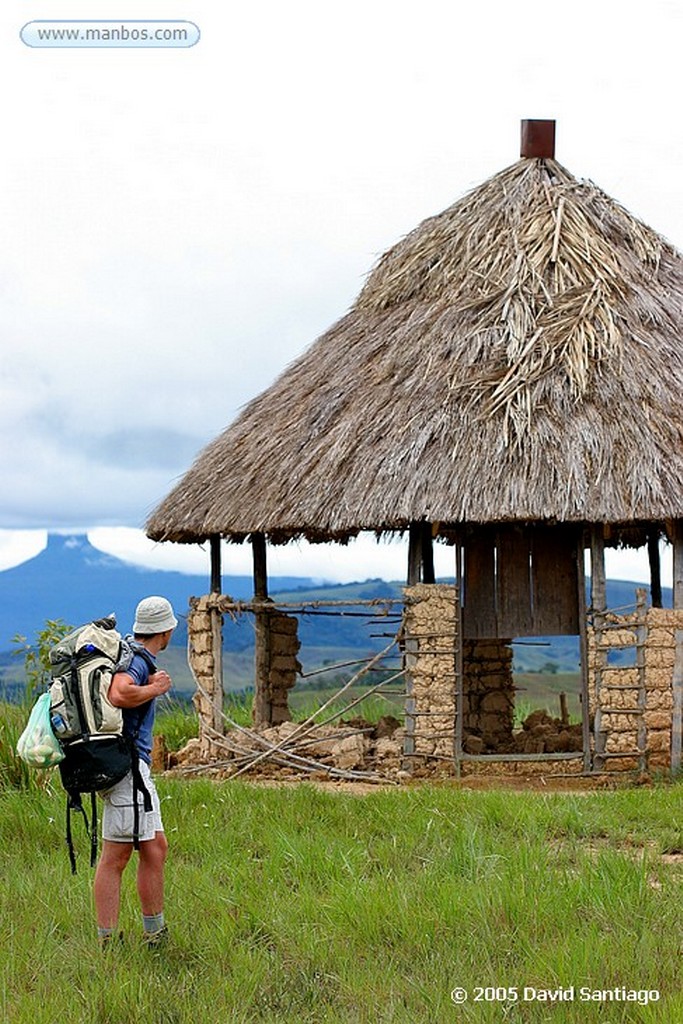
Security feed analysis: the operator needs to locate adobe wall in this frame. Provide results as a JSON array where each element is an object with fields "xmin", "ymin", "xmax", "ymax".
[
  {"xmin": 588, "ymin": 606, "xmax": 682, "ymax": 772},
  {"xmin": 263, "ymin": 609, "xmax": 301, "ymax": 725},
  {"xmin": 187, "ymin": 595, "xmax": 224, "ymax": 758},
  {"xmin": 188, "ymin": 596, "xmax": 301, "ymax": 749},
  {"xmin": 462, "ymin": 639, "xmax": 515, "ymax": 751},
  {"xmin": 402, "ymin": 587, "xmax": 681, "ymax": 775},
  {"xmin": 403, "ymin": 584, "xmax": 458, "ymax": 761},
  {"xmin": 184, "ymin": 590, "xmax": 681, "ymax": 779},
  {"xmin": 403, "ymin": 584, "xmax": 515, "ymax": 760}
]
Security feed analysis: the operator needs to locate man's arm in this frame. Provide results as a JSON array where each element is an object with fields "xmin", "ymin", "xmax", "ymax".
[{"xmin": 109, "ymin": 669, "xmax": 172, "ymax": 708}]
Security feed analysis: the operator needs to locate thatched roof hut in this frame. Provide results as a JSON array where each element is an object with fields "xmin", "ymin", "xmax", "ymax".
[
  {"xmin": 148, "ymin": 123, "xmax": 683, "ymax": 554},
  {"xmin": 150, "ymin": 122, "xmax": 683, "ymax": 773}
]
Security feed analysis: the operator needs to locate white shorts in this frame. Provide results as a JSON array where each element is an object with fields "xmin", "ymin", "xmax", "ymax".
[{"xmin": 101, "ymin": 759, "xmax": 164, "ymax": 843}]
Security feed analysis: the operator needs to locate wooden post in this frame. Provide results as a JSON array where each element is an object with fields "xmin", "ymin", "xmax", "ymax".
[
  {"xmin": 672, "ymin": 630, "xmax": 683, "ymax": 773},
  {"xmin": 647, "ymin": 530, "xmax": 662, "ymax": 608},
  {"xmin": 407, "ymin": 523, "xmax": 422, "ymax": 585},
  {"xmin": 252, "ymin": 532, "xmax": 271, "ymax": 727},
  {"xmin": 589, "ymin": 526, "xmax": 607, "ymax": 771},
  {"xmin": 635, "ymin": 589, "xmax": 648, "ymax": 774},
  {"xmin": 673, "ymin": 521, "xmax": 683, "ymax": 609},
  {"xmin": 454, "ymin": 540, "xmax": 465, "ymax": 777},
  {"xmin": 252, "ymin": 532, "xmax": 268, "ymax": 599},
  {"xmin": 421, "ymin": 522, "xmax": 435, "ymax": 584},
  {"xmin": 590, "ymin": 526, "xmax": 606, "ymax": 616},
  {"xmin": 673, "ymin": 522, "xmax": 683, "ymax": 772},
  {"xmin": 520, "ymin": 119, "xmax": 556, "ymax": 158},
  {"xmin": 406, "ymin": 521, "xmax": 435, "ymax": 585},
  {"xmin": 559, "ymin": 692, "xmax": 569, "ymax": 727},
  {"xmin": 577, "ymin": 532, "xmax": 592, "ymax": 772},
  {"xmin": 210, "ymin": 534, "xmax": 222, "ymax": 594}
]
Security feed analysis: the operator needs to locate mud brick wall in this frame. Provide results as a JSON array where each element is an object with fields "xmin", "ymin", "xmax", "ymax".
[
  {"xmin": 587, "ymin": 606, "xmax": 683, "ymax": 771},
  {"xmin": 462, "ymin": 639, "xmax": 515, "ymax": 750},
  {"xmin": 643, "ymin": 610, "xmax": 681, "ymax": 768},
  {"xmin": 187, "ymin": 595, "xmax": 224, "ymax": 758},
  {"xmin": 267, "ymin": 610, "xmax": 301, "ymax": 725},
  {"xmin": 403, "ymin": 584, "xmax": 457, "ymax": 760}
]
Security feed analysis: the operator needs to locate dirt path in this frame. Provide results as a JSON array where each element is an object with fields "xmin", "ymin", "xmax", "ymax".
[{"xmin": 231, "ymin": 773, "xmax": 631, "ymax": 795}]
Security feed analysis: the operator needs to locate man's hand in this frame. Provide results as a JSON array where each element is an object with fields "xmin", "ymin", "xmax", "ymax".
[
  {"xmin": 151, "ymin": 670, "xmax": 172, "ymax": 697},
  {"xmin": 109, "ymin": 669, "xmax": 173, "ymax": 708}
]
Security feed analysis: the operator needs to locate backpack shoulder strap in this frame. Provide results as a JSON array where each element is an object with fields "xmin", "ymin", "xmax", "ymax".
[{"xmin": 115, "ymin": 637, "xmax": 156, "ymax": 681}]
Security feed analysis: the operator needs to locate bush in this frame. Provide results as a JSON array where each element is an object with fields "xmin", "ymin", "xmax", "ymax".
[
  {"xmin": 1, "ymin": 621, "xmax": 72, "ymax": 791},
  {"xmin": 11, "ymin": 619, "xmax": 72, "ymax": 703}
]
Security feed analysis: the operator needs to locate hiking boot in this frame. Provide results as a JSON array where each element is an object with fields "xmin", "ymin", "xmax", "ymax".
[
  {"xmin": 143, "ymin": 925, "xmax": 169, "ymax": 950},
  {"xmin": 100, "ymin": 931, "xmax": 124, "ymax": 951}
]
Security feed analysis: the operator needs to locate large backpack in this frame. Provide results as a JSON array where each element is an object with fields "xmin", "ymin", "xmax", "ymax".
[{"xmin": 49, "ymin": 615, "xmax": 154, "ymax": 872}]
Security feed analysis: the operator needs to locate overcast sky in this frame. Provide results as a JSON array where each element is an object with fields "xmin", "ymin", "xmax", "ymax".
[{"xmin": 1, "ymin": 0, "xmax": 681, "ymax": 585}]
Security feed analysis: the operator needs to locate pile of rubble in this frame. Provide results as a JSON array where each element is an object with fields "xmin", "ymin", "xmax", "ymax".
[
  {"xmin": 170, "ymin": 715, "xmax": 405, "ymax": 778},
  {"xmin": 167, "ymin": 705, "xmax": 583, "ymax": 780},
  {"xmin": 463, "ymin": 708, "xmax": 582, "ymax": 756}
]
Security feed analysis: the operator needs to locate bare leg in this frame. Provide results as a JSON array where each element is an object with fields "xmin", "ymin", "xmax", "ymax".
[
  {"xmin": 136, "ymin": 831, "xmax": 168, "ymax": 916},
  {"xmin": 94, "ymin": 840, "xmax": 134, "ymax": 929}
]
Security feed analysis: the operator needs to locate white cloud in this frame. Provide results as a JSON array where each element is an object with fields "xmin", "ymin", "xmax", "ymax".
[
  {"xmin": 87, "ymin": 526, "xmax": 454, "ymax": 584},
  {"xmin": 0, "ymin": 530, "xmax": 47, "ymax": 570},
  {"xmin": 1, "ymin": 0, "xmax": 682, "ymax": 550}
]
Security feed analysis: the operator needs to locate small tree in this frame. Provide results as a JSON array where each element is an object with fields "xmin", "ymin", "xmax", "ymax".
[{"xmin": 11, "ymin": 619, "xmax": 72, "ymax": 703}]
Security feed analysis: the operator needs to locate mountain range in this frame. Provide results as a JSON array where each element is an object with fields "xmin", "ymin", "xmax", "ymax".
[{"xmin": 0, "ymin": 533, "xmax": 665, "ymax": 691}]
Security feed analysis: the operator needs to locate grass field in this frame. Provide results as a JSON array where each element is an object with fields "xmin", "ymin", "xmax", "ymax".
[{"xmin": 1, "ymin": 715, "xmax": 681, "ymax": 1024}]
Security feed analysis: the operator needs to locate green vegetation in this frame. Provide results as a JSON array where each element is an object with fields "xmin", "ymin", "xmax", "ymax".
[
  {"xmin": 1, "ymin": 773, "xmax": 681, "ymax": 1022},
  {"xmin": 10, "ymin": 619, "xmax": 72, "ymax": 702},
  {"xmin": 3, "ymin": 626, "xmax": 679, "ymax": 1020},
  {"xmin": 155, "ymin": 699, "xmax": 200, "ymax": 751},
  {"xmin": 0, "ymin": 701, "xmax": 37, "ymax": 791}
]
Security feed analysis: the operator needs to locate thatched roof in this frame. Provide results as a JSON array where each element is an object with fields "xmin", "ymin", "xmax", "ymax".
[{"xmin": 147, "ymin": 156, "xmax": 683, "ymax": 545}]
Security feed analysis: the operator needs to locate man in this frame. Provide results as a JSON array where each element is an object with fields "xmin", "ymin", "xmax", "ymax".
[{"xmin": 93, "ymin": 595, "xmax": 177, "ymax": 948}]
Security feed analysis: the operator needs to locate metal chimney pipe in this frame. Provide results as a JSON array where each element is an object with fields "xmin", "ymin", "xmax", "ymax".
[{"xmin": 520, "ymin": 119, "xmax": 556, "ymax": 158}]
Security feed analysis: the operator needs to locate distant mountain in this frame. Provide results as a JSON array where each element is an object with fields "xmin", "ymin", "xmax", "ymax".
[
  {"xmin": 0, "ymin": 533, "xmax": 665, "ymax": 683},
  {"xmin": 0, "ymin": 534, "xmax": 319, "ymax": 652}
]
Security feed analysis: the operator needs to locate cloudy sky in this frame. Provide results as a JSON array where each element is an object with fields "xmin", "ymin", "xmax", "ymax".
[{"xmin": 1, "ymin": 0, "xmax": 681, "ymax": 584}]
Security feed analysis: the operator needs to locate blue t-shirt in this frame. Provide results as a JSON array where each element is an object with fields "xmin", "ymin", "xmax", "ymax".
[{"xmin": 121, "ymin": 647, "xmax": 157, "ymax": 765}]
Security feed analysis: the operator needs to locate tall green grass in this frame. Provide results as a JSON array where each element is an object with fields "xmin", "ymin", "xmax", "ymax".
[{"xmin": 1, "ymin": 777, "xmax": 681, "ymax": 1023}]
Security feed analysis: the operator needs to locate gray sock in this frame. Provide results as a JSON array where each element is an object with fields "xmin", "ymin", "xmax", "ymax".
[{"xmin": 142, "ymin": 912, "xmax": 165, "ymax": 935}]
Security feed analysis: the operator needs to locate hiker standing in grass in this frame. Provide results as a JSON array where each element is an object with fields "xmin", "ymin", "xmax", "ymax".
[{"xmin": 93, "ymin": 596, "xmax": 177, "ymax": 948}]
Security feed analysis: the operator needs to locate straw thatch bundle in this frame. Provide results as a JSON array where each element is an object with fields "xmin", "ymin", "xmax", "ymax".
[{"xmin": 147, "ymin": 157, "xmax": 683, "ymax": 545}]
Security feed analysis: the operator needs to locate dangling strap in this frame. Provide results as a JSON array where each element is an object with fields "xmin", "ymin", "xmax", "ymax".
[
  {"xmin": 90, "ymin": 792, "xmax": 98, "ymax": 868},
  {"xmin": 65, "ymin": 793, "xmax": 91, "ymax": 875},
  {"xmin": 66, "ymin": 797, "xmax": 76, "ymax": 875},
  {"xmin": 130, "ymin": 755, "xmax": 152, "ymax": 851}
]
